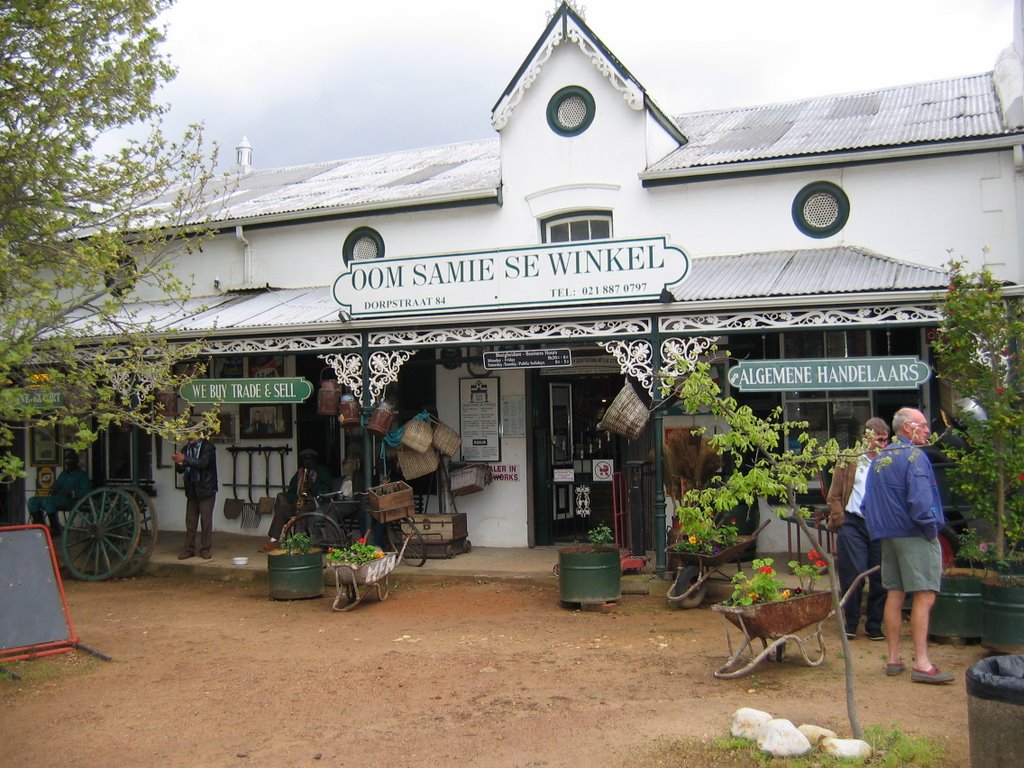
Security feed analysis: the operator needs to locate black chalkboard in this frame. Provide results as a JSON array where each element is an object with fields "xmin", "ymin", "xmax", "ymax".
[{"xmin": 0, "ymin": 525, "xmax": 74, "ymax": 658}]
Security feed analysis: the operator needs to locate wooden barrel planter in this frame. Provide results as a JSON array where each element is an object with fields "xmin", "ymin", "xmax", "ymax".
[
  {"xmin": 982, "ymin": 578, "xmax": 1024, "ymax": 653},
  {"xmin": 558, "ymin": 545, "xmax": 621, "ymax": 608},
  {"xmin": 267, "ymin": 549, "xmax": 325, "ymax": 600},
  {"xmin": 930, "ymin": 571, "xmax": 983, "ymax": 642}
]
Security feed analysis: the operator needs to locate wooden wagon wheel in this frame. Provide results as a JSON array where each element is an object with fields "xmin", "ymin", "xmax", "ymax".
[
  {"xmin": 60, "ymin": 488, "xmax": 142, "ymax": 581},
  {"xmin": 117, "ymin": 487, "xmax": 159, "ymax": 578}
]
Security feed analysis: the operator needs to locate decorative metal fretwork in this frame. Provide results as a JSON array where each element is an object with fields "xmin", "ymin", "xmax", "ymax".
[
  {"xmin": 659, "ymin": 305, "xmax": 943, "ymax": 333},
  {"xmin": 659, "ymin": 336, "xmax": 719, "ymax": 394},
  {"xmin": 575, "ymin": 484, "xmax": 592, "ymax": 519},
  {"xmin": 200, "ymin": 334, "xmax": 361, "ymax": 356},
  {"xmin": 492, "ymin": 3, "xmax": 641, "ymax": 130},
  {"xmin": 599, "ymin": 340, "xmax": 654, "ymax": 394},
  {"xmin": 368, "ymin": 350, "xmax": 411, "ymax": 405},
  {"xmin": 109, "ymin": 368, "xmax": 157, "ymax": 405},
  {"xmin": 373, "ymin": 318, "xmax": 650, "ymax": 348},
  {"xmin": 320, "ymin": 352, "xmax": 363, "ymax": 403}
]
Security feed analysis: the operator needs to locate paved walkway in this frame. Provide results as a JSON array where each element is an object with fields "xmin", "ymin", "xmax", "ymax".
[{"xmin": 144, "ymin": 529, "xmax": 672, "ymax": 595}]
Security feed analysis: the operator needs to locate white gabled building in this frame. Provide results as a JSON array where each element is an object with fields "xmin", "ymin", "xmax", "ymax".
[{"xmin": 45, "ymin": 2, "xmax": 1024, "ymax": 567}]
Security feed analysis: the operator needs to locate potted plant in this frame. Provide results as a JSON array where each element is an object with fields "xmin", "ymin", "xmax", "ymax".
[
  {"xmin": 930, "ymin": 528, "xmax": 986, "ymax": 641},
  {"xmin": 267, "ymin": 531, "xmax": 325, "ymax": 600},
  {"xmin": 934, "ymin": 259, "xmax": 1024, "ymax": 651},
  {"xmin": 557, "ymin": 523, "xmax": 621, "ymax": 608}
]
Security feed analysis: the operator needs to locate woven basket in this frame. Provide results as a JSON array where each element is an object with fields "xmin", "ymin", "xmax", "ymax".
[
  {"xmin": 398, "ymin": 444, "xmax": 439, "ymax": 480},
  {"xmin": 400, "ymin": 418, "xmax": 434, "ymax": 453},
  {"xmin": 431, "ymin": 421, "xmax": 462, "ymax": 457},
  {"xmin": 598, "ymin": 382, "xmax": 649, "ymax": 440}
]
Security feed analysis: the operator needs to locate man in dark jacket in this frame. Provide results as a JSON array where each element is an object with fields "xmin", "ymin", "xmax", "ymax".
[
  {"xmin": 863, "ymin": 407, "xmax": 952, "ymax": 684},
  {"xmin": 826, "ymin": 416, "xmax": 889, "ymax": 640},
  {"xmin": 173, "ymin": 429, "xmax": 218, "ymax": 560}
]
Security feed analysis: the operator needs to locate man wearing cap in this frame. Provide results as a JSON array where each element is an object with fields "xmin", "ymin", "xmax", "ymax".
[
  {"xmin": 28, "ymin": 449, "xmax": 90, "ymax": 538},
  {"xmin": 173, "ymin": 428, "xmax": 218, "ymax": 560},
  {"xmin": 260, "ymin": 448, "xmax": 332, "ymax": 553}
]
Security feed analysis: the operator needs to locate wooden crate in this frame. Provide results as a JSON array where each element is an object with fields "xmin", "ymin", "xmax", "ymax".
[
  {"xmin": 367, "ymin": 481, "xmax": 413, "ymax": 512},
  {"xmin": 370, "ymin": 504, "xmax": 415, "ymax": 524}
]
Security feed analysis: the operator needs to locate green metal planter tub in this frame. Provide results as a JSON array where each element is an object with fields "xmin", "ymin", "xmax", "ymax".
[
  {"xmin": 981, "ymin": 579, "xmax": 1024, "ymax": 653},
  {"xmin": 930, "ymin": 573, "xmax": 983, "ymax": 641},
  {"xmin": 558, "ymin": 545, "xmax": 621, "ymax": 608},
  {"xmin": 267, "ymin": 549, "xmax": 325, "ymax": 600}
]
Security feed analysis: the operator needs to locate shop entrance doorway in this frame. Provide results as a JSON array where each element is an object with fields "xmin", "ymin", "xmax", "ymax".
[{"xmin": 532, "ymin": 372, "xmax": 622, "ymax": 545}]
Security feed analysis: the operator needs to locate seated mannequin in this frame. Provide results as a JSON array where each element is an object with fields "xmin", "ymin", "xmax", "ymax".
[{"xmin": 28, "ymin": 450, "xmax": 90, "ymax": 538}]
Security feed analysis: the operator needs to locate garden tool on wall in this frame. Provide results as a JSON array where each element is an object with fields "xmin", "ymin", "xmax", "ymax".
[
  {"xmin": 240, "ymin": 447, "xmax": 261, "ymax": 529},
  {"xmin": 223, "ymin": 447, "xmax": 243, "ymax": 520}
]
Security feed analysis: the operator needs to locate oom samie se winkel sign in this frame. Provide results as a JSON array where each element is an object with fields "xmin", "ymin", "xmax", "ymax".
[{"xmin": 332, "ymin": 236, "xmax": 689, "ymax": 319}]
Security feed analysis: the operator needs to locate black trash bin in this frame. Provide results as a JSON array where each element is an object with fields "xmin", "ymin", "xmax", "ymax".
[{"xmin": 967, "ymin": 654, "xmax": 1024, "ymax": 767}]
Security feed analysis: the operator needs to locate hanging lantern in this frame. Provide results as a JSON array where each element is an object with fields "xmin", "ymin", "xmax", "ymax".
[
  {"xmin": 366, "ymin": 400, "xmax": 395, "ymax": 437},
  {"xmin": 338, "ymin": 393, "xmax": 360, "ymax": 428},
  {"xmin": 317, "ymin": 371, "xmax": 340, "ymax": 416}
]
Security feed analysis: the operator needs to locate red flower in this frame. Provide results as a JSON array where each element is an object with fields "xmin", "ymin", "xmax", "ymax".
[
  {"xmin": 815, "ymin": 560, "xmax": 827, "ymax": 568},
  {"xmin": 997, "ymin": 387, "xmax": 1005, "ymax": 394},
  {"xmin": 758, "ymin": 565, "xmax": 773, "ymax": 575},
  {"xmin": 357, "ymin": 538, "xmax": 367, "ymax": 545},
  {"xmin": 1019, "ymin": 473, "xmax": 1024, "ymax": 482},
  {"xmin": 807, "ymin": 549, "xmax": 819, "ymax": 561}
]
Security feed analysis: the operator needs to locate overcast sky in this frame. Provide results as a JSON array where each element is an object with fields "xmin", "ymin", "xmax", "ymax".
[{"xmin": 145, "ymin": 0, "xmax": 1016, "ymax": 170}]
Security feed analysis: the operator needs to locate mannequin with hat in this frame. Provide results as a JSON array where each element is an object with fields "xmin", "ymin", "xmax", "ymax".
[
  {"xmin": 28, "ymin": 449, "xmax": 90, "ymax": 538},
  {"xmin": 260, "ymin": 448, "xmax": 332, "ymax": 552}
]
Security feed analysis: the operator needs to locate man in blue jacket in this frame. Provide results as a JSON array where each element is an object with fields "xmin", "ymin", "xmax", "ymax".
[{"xmin": 863, "ymin": 407, "xmax": 952, "ymax": 684}]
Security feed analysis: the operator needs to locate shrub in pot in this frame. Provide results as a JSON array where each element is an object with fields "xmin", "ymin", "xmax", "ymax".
[
  {"xmin": 558, "ymin": 524, "xmax": 621, "ymax": 608},
  {"xmin": 267, "ymin": 531, "xmax": 325, "ymax": 600}
]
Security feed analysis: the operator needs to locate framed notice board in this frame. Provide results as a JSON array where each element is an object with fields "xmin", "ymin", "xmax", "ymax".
[{"xmin": 459, "ymin": 378, "xmax": 500, "ymax": 462}]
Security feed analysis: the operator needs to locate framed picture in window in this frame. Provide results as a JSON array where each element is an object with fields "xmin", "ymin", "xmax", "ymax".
[
  {"xmin": 30, "ymin": 425, "xmax": 60, "ymax": 466},
  {"xmin": 215, "ymin": 356, "xmax": 244, "ymax": 378},
  {"xmin": 240, "ymin": 404, "xmax": 292, "ymax": 439},
  {"xmin": 248, "ymin": 355, "xmax": 285, "ymax": 378}
]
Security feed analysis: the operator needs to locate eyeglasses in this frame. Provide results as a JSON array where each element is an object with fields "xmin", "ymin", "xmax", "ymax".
[{"xmin": 906, "ymin": 421, "xmax": 928, "ymax": 428}]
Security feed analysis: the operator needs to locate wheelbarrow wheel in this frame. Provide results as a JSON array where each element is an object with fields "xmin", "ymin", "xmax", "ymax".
[
  {"xmin": 668, "ymin": 564, "xmax": 708, "ymax": 609},
  {"xmin": 61, "ymin": 488, "xmax": 142, "ymax": 581}
]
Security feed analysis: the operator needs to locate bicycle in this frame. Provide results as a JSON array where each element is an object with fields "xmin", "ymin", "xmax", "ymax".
[{"xmin": 281, "ymin": 490, "xmax": 427, "ymax": 567}]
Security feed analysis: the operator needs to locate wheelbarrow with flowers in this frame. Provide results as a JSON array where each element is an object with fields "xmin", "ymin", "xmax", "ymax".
[
  {"xmin": 326, "ymin": 533, "xmax": 410, "ymax": 611},
  {"xmin": 666, "ymin": 517, "xmax": 770, "ymax": 608},
  {"xmin": 711, "ymin": 553, "xmax": 877, "ymax": 679}
]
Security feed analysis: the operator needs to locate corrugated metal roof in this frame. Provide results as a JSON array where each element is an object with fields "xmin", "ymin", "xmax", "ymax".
[
  {"xmin": 651, "ymin": 74, "xmax": 1017, "ymax": 172},
  {"xmin": 671, "ymin": 247, "xmax": 948, "ymax": 301},
  {"xmin": 159, "ymin": 74, "xmax": 1020, "ymax": 226},
  {"xmin": 76, "ymin": 248, "xmax": 944, "ymax": 339},
  {"xmin": 196, "ymin": 140, "xmax": 500, "ymax": 225}
]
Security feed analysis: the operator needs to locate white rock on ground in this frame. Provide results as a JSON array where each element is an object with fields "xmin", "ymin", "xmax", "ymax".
[
  {"xmin": 757, "ymin": 719, "xmax": 812, "ymax": 758},
  {"xmin": 798, "ymin": 723, "xmax": 838, "ymax": 744},
  {"xmin": 730, "ymin": 708, "xmax": 773, "ymax": 740},
  {"xmin": 820, "ymin": 737, "xmax": 873, "ymax": 759}
]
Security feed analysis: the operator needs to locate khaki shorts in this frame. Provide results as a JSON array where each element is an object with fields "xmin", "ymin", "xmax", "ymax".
[{"xmin": 880, "ymin": 536, "xmax": 941, "ymax": 593}]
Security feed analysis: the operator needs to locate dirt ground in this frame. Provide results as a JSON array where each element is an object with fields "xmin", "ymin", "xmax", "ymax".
[{"xmin": 2, "ymin": 572, "xmax": 983, "ymax": 768}]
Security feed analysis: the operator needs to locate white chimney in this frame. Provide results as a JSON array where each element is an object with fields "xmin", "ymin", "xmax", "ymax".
[{"xmin": 235, "ymin": 136, "xmax": 253, "ymax": 174}]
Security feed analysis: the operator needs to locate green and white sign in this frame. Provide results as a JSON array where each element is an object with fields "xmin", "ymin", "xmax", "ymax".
[
  {"xmin": 180, "ymin": 378, "xmax": 313, "ymax": 404},
  {"xmin": 728, "ymin": 357, "xmax": 931, "ymax": 392},
  {"xmin": 18, "ymin": 389, "xmax": 65, "ymax": 408},
  {"xmin": 333, "ymin": 236, "xmax": 689, "ymax": 319}
]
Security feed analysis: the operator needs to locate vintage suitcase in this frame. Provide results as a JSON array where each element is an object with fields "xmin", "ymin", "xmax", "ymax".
[{"xmin": 403, "ymin": 513, "xmax": 470, "ymax": 558}]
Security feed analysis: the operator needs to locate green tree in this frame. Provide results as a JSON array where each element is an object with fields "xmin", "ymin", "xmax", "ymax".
[
  {"xmin": 0, "ymin": 0, "xmax": 219, "ymax": 481},
  {"xmin": 934, "ymin": 259, "xmax": 1024, "ymax": 563},
  {"xmin": 665, "ymin": 353, "xmax": 870, "ymax": 738}
]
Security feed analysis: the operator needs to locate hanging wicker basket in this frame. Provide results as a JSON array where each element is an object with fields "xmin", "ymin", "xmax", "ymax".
[
  {"xmin": 398, "ymin": 445, "xmax": 439, "ymax": 480},
  {"xmin": 431, "ymin": 420, "xmax": 462, "ymax": 457},
  {"xmin": 597, "ymin": 382, "xmax": 650, "ymax": 440},
  {"xmin": 400, "ymin": 418, "xmax": 434, "ymax": 453}
]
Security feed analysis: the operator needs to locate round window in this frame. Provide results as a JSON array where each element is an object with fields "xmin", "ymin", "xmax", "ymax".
[
  {"xmin": 343, "ymin": 227, "xmax": 384, "ymax": 264},
  {"xmin": 792, "ymin": 182, "xmax": 849, "ymax": 238},
  {"xmin": 546, "ymin": 86, "xmax": 596, "ymax": 137}
]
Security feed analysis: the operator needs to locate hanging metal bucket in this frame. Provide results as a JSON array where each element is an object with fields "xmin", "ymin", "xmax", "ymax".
[
  {"xmin": 317, "ymin": 373, "xmax": 340, "ymax": 416},
  {"xmin": 367, "ymin": 400, "xmax": 395, "ymax": 437},
  {"xmin": 338, "ymin": 393, "xmax": 361, "ymax": 428}
]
